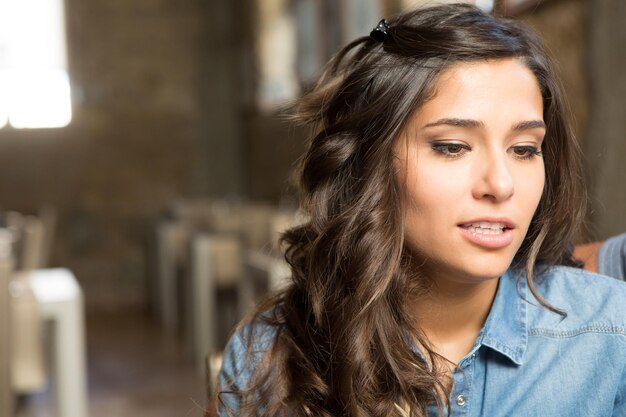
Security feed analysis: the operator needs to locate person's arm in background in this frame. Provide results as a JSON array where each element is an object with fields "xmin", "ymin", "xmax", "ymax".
[
  {"xmin": 574, "ymin": 232, "xmax": 626, "ymax": 279},
  {"xmin": 573, "ymin": 241, "xmax": 602, "ymax": 273}
]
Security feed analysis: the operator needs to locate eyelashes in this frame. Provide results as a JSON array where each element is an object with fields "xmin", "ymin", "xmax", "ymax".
[
  {"xmin": 430, "ymin": 142, "xmax": 470, "ymax": 158},
  {"xmin": 430, "ymin": 141, "xmax": 543, "ymax": 160},
  {"xmin": 511, "ymin": 145, "xmax": 543, "ymax": 160}
]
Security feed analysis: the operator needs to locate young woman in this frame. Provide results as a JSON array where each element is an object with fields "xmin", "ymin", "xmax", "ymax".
[{"xmin": 216, "ymin": 4, "xmax": 626, "ymax": 416}]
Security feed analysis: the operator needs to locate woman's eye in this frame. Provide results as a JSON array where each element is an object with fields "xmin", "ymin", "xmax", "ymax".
[
  {"xmin": 431, "ymin": 142, "xmax": 469, "ymax": 158},
  {"xmin": 512, "ymin": 145, "xmax": 542, "ymax": 160}
]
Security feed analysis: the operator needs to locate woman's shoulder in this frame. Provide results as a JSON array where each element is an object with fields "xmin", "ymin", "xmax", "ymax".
[
  {"xmin": 234, "ymin": 311, "xmax": 280, "ymax": 348},
  {"xmin": 217, "ymin": 310, "xmax": 281, "ymax": 415},
  {"xmin": 529, "ymin": 265, "xmax": 626, "ymax": 332},
  {"xmin": 218, "ymin": 311, "xmax": 280, "ymax": 390}
]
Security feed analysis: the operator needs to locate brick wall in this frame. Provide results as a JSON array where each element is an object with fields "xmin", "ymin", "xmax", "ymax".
[{"xmin": 0, "ymin": 0, "xmax": 258, "ymax": 311}]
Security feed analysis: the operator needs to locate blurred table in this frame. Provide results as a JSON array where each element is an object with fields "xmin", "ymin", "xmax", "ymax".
[{"xmin": 30, "ymin": 268, "xmax": 88, "ymax": 417}]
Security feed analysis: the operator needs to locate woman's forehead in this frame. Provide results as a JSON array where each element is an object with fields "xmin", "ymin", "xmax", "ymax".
[{"xmin": 408, "ymin": 58, "xmax": 544, "ymax": 132}]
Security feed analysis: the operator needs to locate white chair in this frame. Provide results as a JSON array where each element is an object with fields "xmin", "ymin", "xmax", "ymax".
[
  {"xmin": 4, "ymin": 211, "xmax": 51, "ymax": 271},
  {"xmin": 156, "ymin": 200, "xmax": 295, "ymax": 374},
  {"xmin": 0, "ymin": 229, "xmax": 13, "ymax": 417},
  {"xmin": 205, "ymin": 351, "xmax": 223, "ymax": 402},
  {"xmin": 171, "ymin": 198, "xmax": 242, "ymax": 235},
  {"xmin": 156, "ymin": 200, "xmax": 270, "ymax": 334},
  {"xmin": 190, "ymin": 233, "xmax": 242, "ymax": 373},
  {"xmin": 238, "ymin": 203, "xmax": 275, "ymax": 250},
  {"xmin": 241, "ymin": 209, "xmax": 300, "ymax": 305},
  {"xmin": 244, "ymin": 251, "xmax": 291, "ymax": 295},
  {"xmin": 29, "ymin": 268, "xmax": 88, "ymax": 417},
  {"xmin": 20, "ymin": 215, "xmax": 46, "ymax": 271},
  {"xmin": 9, "ymin": 271, "xmax": 46, "ymax": 394},
  {"xmin": 3, "ymin": 213, "xmax": 49, "ymax": 412},
  {"xmin": 156, "ymin": 200, "xmax": 242, "ymax": 332}
]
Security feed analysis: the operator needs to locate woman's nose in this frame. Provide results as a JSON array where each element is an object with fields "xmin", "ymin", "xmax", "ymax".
[{"xmin": 472, "ymin": 153, "xmax": 514, "ymax": 202}]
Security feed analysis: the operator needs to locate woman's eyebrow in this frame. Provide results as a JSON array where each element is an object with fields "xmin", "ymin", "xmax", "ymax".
[
  {"xmin": 422, "ymin": 118, "xmax": 483, "ymax": 129},
  {"xmin": 511, "ymin": 120, "xmax": 546, "ymax": 131},
  {"xmin": 421, "ymin": 118, "xmax": 546, "ymax": 131}
]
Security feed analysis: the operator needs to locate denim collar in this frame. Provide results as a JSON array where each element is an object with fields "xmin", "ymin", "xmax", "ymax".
[{"xmin": 478, "ymin": 268, "xmax": 528, "ymax": 365}]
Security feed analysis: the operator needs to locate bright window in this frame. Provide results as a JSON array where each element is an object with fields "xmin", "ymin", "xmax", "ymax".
[{"xmin": 0, "ymin": 0, "xmax": 72, "ymax": 129}]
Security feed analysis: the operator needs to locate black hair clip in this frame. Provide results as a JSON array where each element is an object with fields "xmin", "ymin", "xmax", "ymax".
[{"xmin": 370, "ymin": 19, "xmax": 390, "ymax": 43}]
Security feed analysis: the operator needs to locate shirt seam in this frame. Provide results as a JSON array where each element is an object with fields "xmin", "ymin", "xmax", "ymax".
[{"xmin": 528, "ymin": 325, "xmax": 626, "ymax": 338}]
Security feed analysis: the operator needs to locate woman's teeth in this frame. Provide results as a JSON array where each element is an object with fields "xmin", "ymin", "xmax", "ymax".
[{"xmin": 463, "ymin": 222, "xmax": 506, "ymax": 235}]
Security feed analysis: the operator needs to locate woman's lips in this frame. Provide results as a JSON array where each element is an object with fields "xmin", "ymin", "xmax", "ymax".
[{"xmin": 457, "ymin": 221, "xmax": 514, "ymax": 249}]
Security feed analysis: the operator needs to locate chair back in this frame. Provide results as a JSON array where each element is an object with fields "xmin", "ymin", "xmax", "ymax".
[
  {"xmin": 4, "ymin": 211, "xmax": 47, "ymax": 271},
  {"xmin": 0, "ymin": 228, "xmax": 14, "ymax": 416},
  {"xmin": 204, "ymin": 351, "xmax": 223, "ymax": 417},
  {"xmin": 9, "ymin": 270, "xmax": 45, "ymax": 393},
  {"xmin": 20, "ymin": 215, "xmax": 46, "ymax": 271}
]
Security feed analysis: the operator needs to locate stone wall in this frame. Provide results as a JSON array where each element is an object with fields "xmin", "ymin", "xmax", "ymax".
[
  {"xmin": 584, "ymin": 0, "xmax": 626, "ymax": 240},
  {"xmin": 519, "ymin": 0, "xmax": 589, "ymax": 150},
  {"xmin": 0, "ymin": 0, "xmax": 256, "ymax": 311}
]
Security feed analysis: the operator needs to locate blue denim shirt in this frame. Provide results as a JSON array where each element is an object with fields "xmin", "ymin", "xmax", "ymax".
[{"xmin": 218, "ymin": 266, "xmax": 626, "ymax": 416}]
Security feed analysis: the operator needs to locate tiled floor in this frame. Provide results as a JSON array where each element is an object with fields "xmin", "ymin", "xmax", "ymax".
[{"xmin": 18, "ymin": 310, "xmax": 206, "ymax": 417}]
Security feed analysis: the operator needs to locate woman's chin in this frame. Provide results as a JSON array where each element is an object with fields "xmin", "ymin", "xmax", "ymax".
[{"xmin": 418, "ymin": 257, "xmax": 512, "ymax": 286}]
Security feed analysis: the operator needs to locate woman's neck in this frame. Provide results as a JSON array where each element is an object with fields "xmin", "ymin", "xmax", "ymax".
[{"xmin": 412, "ymin": 276, "xmax": 500, "ymax": 366}]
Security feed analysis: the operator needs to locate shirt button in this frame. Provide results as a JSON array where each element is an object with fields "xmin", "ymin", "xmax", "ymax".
[{"xmin": 456, "ymin": 395, "xmax": 466, "ymax": 406}]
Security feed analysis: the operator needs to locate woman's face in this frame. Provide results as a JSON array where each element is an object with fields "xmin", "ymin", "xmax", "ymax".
[{"xmin": 395, "ymin": 58, "xmax": 545, "ymax": 284}]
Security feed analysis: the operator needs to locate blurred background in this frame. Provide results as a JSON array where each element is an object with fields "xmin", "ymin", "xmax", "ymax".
[{"xmin": 0, "ymin": 0, "xmax": 624, "ymax": 416}]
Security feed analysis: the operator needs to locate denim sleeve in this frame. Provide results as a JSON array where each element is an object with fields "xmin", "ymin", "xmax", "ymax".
[
  {"xmin": 217, "ymin": 330, "xmax": 246, "ymax": 417},
  {"xmin": 598, "ymin": 233, "xmax": 626, "ymax": 281},
  {"xmin": 217, "ymin": 322, "xmax": 276, "ymax": 416},
  {"xmin": 613, "ymin": 348, "xmax": 626, "ymax": 416}
]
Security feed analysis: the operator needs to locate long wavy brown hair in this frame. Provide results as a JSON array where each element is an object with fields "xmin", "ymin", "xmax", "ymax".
[{"xmin": 218, "ymin": 4, "xmax": 585, "ymax": 417}]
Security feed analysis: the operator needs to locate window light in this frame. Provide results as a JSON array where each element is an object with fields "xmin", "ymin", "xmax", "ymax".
[{"xmin": 0, "ymin": 0, "xmax": 72, "ymax": 129}]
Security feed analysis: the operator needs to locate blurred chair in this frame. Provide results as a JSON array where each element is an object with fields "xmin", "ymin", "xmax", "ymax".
[
  {"xmin": 20, "ymin": 214, "xmax": 46, "ymax": 270},
  {"xmin": 240, "ymin": 209, "xmax": 299, "ymax": 312},
  {"xmin": 242, "ymin": 250, "xmax": 290, "ymax": 312},
  {"xmin": 29, "ymin": 268, "xmax": 88, "ymax": 417},
  {"xmin": 205, "ymin": 351, "xmax": 223, "ymax": 403},
  {"xmin": 156, "ymin": 200, "xmax": 270, "ymax": 332},
  {"xmin": 155, "ymin": 199, "xmax": 298, "ymax": 376},
  {"xmin": 4, "ymin": 211, "xmax": 49, "ymax": 402},
  {"xmin": 0, "ymin": 210, "xmax": 77, "ymax": 417},
  {"xmin": 190, "ymin": 233, "xmax": 242, "ymax": 373},
  {"xmin": 156, "ymin": 199, "xmax": 243, "ymax": 331},
  {"xmin": 0, "ymin": 229, "xmax": 14, "ymax": 417},
  {"xmin": 5, "ymin": 211, "xmax": 47, "ymax": 271},
  {"xmin": 9, "ymin": 271, "xmax": 46, "ymax": 395},
  {"xmin": 2, "ymin": 207, "xmax": 56, "ymax": 272},
  {"xmin": 238, "ymin": 203, "xmax": 275, "ymax": 250},
  {"xmin": 204, "ymin": 351, "xmax": 223, "ymax": 417}
]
